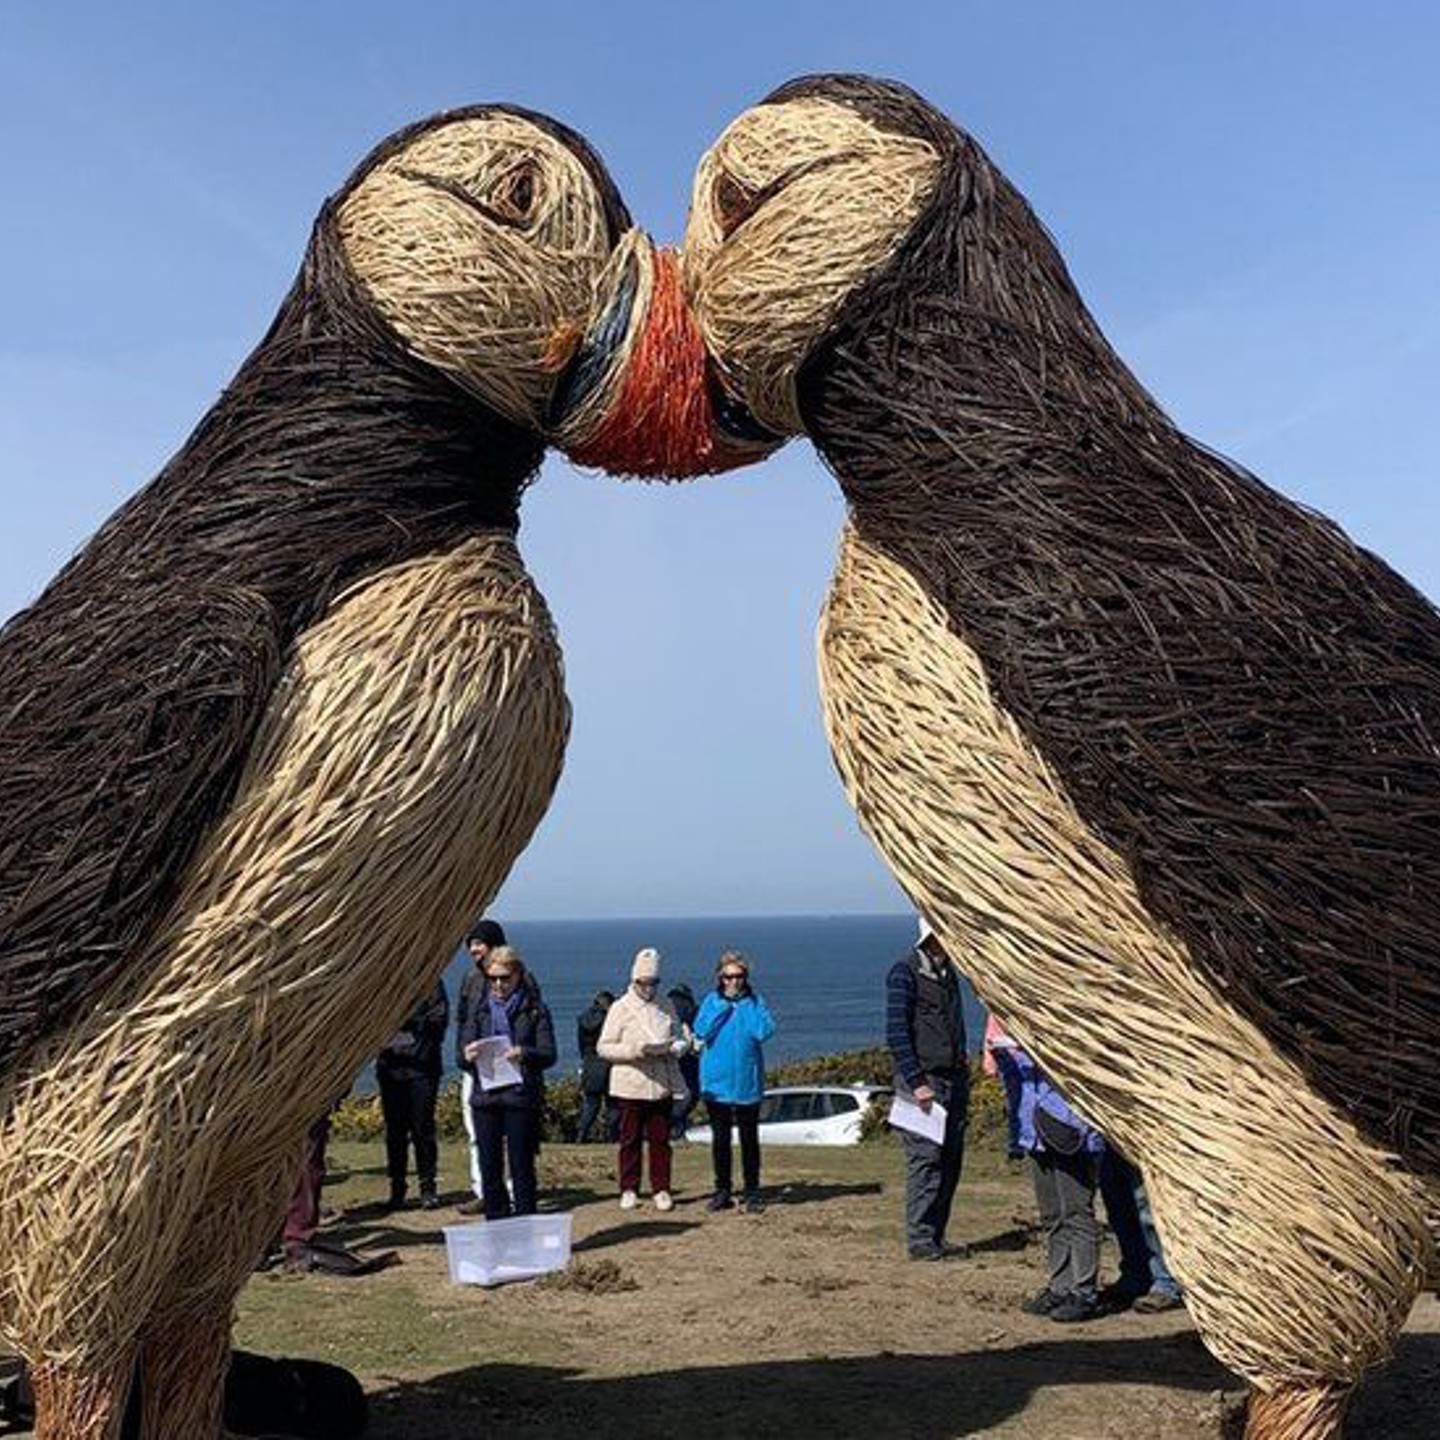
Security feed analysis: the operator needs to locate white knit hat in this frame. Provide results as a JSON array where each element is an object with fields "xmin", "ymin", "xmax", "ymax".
[{"xmin": 632, "ymin": 947, "xmax": 662, "ymax": 982}]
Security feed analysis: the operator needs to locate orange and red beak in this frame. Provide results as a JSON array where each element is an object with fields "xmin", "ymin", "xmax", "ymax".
[{"xmin": 547, "ymin": 235, "xmax": 780, "ymax": 479}]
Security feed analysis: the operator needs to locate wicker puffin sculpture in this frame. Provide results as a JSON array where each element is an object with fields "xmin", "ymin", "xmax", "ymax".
[
  {"xmin": 677, "ymin": 75, "xmax": 1440, "ymax": 1438},
  {"xmin": 0, "ymin": 105, "xmax": 742, "ymax": 1440}
]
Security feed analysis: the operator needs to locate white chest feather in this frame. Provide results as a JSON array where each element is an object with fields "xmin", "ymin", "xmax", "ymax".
[
  {"xmin": 817, "ymin": 521, "xmax": 1427, "ymax": 1385},
  {"xmin": 1, "ymin": 534, "xmax": 568, "ymax": 1357}
]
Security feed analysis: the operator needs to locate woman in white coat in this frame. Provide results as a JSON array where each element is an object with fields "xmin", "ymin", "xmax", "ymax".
[{"xmin": 598, "ymin": 948, "xmax": 688, "ymax": 1210}]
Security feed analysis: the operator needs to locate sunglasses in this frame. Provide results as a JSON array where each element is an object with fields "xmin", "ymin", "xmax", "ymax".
[{"xmin": 487, "ymin": 971, "xmax": 518, "ymax": 985}]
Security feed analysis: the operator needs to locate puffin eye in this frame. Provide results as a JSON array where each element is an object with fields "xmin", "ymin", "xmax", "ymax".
[
  {"xmin": 712, "ymin": 153, "xmax": 855, "ymax": 242},
  {"xmin": 490, "ymin": 159, "xmax": 542, "ymax": 226},
  {"xmin": 714, "ymin": 170, "xmax": 761, "ymax": 239}
]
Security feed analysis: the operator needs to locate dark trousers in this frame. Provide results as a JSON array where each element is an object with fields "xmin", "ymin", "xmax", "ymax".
[
  {"xmin": 1031, "ymin": 1148, "xmax": 1100, "ymax": 1300},
  {"xmin": 671, "ymin": 1059, "xmax": 701, "ymax": 1138},
  {"xmin": 473, "ymin": 1105, "xmax": 539, "ymax": 1220},
  {"xmin": 577, "ymin": 1090, "xmax": 613, "ymax": 1144},
  {"xmin": 899, "ymin": 1069, "xmax": 968, "ymax": 1254},
  {"xmin": 706, "ymin": 1099, "xmax": 761, "ymax": 1195},
  {"xmin": 615, "ymin": 1097, "xmax": 672, "ymax": 1194},
  {"xmin": 283, "ymin": 1113, "xmax": 331, "ymax": 1248},
  {"xmin": 1098, "ymin": 1148, "xmax": 1179, "ymax": 1298},
  {"xmin": 378, "ymin": 1070, "xmax": 440, "ymax": 1195}
]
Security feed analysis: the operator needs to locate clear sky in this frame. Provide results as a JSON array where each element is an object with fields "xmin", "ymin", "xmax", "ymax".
[{"xmin": 2, "ymin": 3, "xmax": 1437, "ymax": 919}]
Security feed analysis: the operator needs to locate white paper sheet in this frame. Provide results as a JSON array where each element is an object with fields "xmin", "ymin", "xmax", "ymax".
[
  {"xmin": 888, "ymin": 1094, "xmax": 948, "ymax": 1145},
  {"xmin": 474, "ymin": 1035, "xmax": 523, "ymax": 1091}
]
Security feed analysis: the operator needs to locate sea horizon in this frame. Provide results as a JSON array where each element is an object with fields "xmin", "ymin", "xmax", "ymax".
[{"xmin": 353, "ymin": 911, "xmax": 987, "ymax": 1090}]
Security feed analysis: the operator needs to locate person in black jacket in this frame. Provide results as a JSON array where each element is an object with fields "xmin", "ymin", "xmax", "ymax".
[
  {"xmin": 886, "ymin": 919, "xmax": 970, "ymax": 1260},
  {"xmin": 666, "ymin": 982, "xmax": 701, "ymax": 1138},
  {"xmin": 576, "ymin": 990, "xmax": 615, "ymax": 1142},
  {"xmin": 460, "ymin": 945, "xmax": 556, "ymax": 1218},
  {"xmin": 376, "ymin": 978, "xmax": 449, "ymax": 1210},
  {"xmin": 454, "ymin": 918, "xmax": 507, "ymax": 1214}
]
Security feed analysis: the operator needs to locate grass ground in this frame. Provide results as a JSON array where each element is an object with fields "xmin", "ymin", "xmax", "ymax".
[{"xmin": 212, "ymin": 1137, "xmax": 1440, "ymax": 1439}]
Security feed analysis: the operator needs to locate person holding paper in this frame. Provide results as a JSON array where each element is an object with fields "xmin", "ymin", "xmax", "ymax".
[
  {"xmin": 454, "ymin": 919, "xmax": 507, "ymax": 1215},
  {"xmin": 598, "ymin": 947, "xmax": 688, "ymax": 1212},
  {"xmin": 885, "ymin": 919, "xmax": 970, "ymax": 1261},
  {"xmin": 460, "ymin": 946, "xmax": 556, "ymax": 1221}
]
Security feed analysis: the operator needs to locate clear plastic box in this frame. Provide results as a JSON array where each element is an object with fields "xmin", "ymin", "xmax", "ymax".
[{"xmin": 443, "ymin": 1213, "xmax": 573, "ymax": 1287}]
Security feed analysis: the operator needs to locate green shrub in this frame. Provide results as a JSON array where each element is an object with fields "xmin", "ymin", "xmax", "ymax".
[{"xmin": 332, "ymin": 1047, "xmax": 1013, "ymax": 1154}]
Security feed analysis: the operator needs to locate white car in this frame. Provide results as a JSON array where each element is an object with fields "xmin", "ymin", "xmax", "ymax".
[{"xmin": 685, "ymin": 1085, "xmax": 889, "ymax": 1147}]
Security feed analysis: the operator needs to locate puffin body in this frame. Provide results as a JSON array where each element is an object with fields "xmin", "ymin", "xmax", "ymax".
[
  {"xmin": 682, "ymin": 75, "xmax": 1440, "ymax": 1437},
  {"xmin": 0, "ymin": 105, "xmax": 724, "ymax": 1440}
]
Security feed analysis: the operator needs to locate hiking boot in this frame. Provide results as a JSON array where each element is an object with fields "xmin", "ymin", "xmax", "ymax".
[
  {"xmin": 706, "ymin": 1190, "xmax": 734, "ymax": 1212},
  {"xmin": 1098, "ymin": 1281, "xmax": 1143, "ymax": 1314},
  {"xmin": 383, "ymin": 1188, "xmax": 407, "ymax": 1213},
  {"xmin": 1132, "ymin": 1287, "xmax": 1185, "ymax": 1314},
  {"xmin": 619, "ymin": 1190, "xmax": 639, "ymax": 1211},
  {"xmin": 454, "ymin": 1197, "xmax": 486, "ymax": 1217},
  {"xmin": 653, "ymin": 1191, "xmax": 675, "ymax": 1212},
  {"xmin": 939, "ymin": 1240, "xmax": 970, "ymax": 1260},
  {"xmin": 419, "ymin": 1188, "xmax": 441, "ymax": 1211},
  {"xmin": 1019, "ymin": 1287, "xmax": 1063, "ymax": 1315},
  {"xmin": 739, "ymin": 1191, "xmax": 765, "ymax": 1215},
  {"xmin": 1049, "ymin": 1293, "xmax": 1102, "ymax": 1324},
  {"xmin": 908, "ymin": 1245, "xmax": 944, "ymax": 1262}
]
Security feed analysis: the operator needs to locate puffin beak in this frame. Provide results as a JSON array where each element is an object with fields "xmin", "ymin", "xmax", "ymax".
[{"xmin": 548, "ymin": 231, "xmax": 780, "ymax": 479}]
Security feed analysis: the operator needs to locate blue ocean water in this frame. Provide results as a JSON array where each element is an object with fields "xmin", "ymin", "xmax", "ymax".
[{"xmin": 357, "ymin": 913, "xmax": 987, "ymax": 1090}]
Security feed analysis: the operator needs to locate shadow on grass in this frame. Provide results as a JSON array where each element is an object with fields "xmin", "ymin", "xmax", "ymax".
[
  {"xmin": 572, "ymin": 1220, "xmax": 700, "ymax": 1254},
  {"xmin": 766, "ymin": 1181, "xmax": 884, "ymax": 1206},
  {"xmin": 363, "ymin": 1333, "xmax": 1440, "ymax": 1439},
  {"xmin": 968, "ymin": 1223, "xmax": 1037, "ymax": 1254},
  {"xmin": 364, "ymin": 1340, "xmax": 1230, "ymax": 1439}
]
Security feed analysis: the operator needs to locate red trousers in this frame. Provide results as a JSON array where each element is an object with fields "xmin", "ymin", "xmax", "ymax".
[{"xmin": 615, "ymin": 1097, "xmax": 672, "ymax": 1194}]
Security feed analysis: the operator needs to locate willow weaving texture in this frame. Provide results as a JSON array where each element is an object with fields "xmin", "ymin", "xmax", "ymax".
[
  {"xmin": 680, "ymin": 72, "xmax": 1440, "ymax": 1437},
  {"xmin": 820, "ymin": 523, "xmax": 1430, "ymax": 1388},
  {"xmin": 1, "ymin": 536, "xmax": 567, "ymax": 1364},
  {"xmin": 0, "ymin": 102, "xmax": 670, "ymax": 1440}
]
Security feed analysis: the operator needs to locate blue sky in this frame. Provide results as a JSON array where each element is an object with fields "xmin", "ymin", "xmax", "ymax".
[{"xmin": 2, "ymin": 4, "xmax": 1437, "ymax": 919}]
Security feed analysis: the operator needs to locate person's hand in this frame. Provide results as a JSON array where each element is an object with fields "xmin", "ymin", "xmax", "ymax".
[
  {"xmin": 669, "ymin": 1038, "xmax": 689, "ymax": 1058},
  {"xmin": 463, "ymin": 1041, "xmax": 482, "ymax": 1063},
  {"xmin": 505, "ymin": 1046, "xmax": 522, "ymax": 1063},
  {"xmin": 913, "ymin": 1084, "xmax": 936, "ymax": 1113}
]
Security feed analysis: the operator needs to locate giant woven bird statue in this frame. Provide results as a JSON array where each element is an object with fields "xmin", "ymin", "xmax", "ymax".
[
  {"xmin": 0, "ymin": 104, "xmax": 739, "ymax": 1440},
  {"xmin": 678, "ymin": 75, "xmax": 1440, "ymax": 1439}
]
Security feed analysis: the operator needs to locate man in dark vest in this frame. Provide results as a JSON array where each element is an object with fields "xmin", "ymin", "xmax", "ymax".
[{"xmin": 886, "ymin": 918, "xmax": 970, "ymax": 1260}]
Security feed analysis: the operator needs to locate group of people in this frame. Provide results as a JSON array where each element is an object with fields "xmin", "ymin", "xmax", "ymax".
[
  {"xmin": 372, "ymin": 913, "xmax": 1181, "ymax": 1327},
  {"xmin": 375, "ymin": 923, "xmax": 778, "ymax": 1222},
  {"xmin": 887, "ymin": 921, "xmax": 1181, "ymax": 1322}
]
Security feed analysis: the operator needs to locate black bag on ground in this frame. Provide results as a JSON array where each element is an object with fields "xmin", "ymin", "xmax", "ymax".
[{"xmin": 0, "ymin": 1351, "xmax": 367, "ymax": 1439}]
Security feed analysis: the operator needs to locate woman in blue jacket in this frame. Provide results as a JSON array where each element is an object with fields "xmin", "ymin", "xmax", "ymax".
[{"xmin": 694, "ymin": 951, "xmax": 775, "ymax": 1213}]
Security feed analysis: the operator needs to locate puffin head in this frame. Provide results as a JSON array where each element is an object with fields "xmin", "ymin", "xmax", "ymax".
[
  {"xmin": 682, "ymin": 75, "xmax": 968, "ymax": 439},
  {"xmin": 331, "ymin": 104, "xmax": 769, "ymax": 480},
  {"xmin": 331, "ymin": 106, "xmax": 629, "ymax": 432}
]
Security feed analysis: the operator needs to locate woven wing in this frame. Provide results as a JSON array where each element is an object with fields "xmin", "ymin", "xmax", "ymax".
[{"xmin": 0, "ymin": 573, "xmax": 282, "ymax": 1082}]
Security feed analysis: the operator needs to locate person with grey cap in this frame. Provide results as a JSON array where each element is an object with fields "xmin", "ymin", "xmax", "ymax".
[
  {"xmin": 886, "ymin": 917, "xmax": 971, "ymax": 1260},
  {"xmin": 597, "ymin": 947, "xmax": 688, "ymax": 1211}
]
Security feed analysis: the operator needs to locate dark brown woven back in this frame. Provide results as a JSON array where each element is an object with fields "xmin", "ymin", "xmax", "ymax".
[
  {"xmin": 0, "ymin": 126, "xmax": 554, "ymax": 1081},
  {"xmin": 791, "ymin": 76, "xmax": 1440, "ymax": 1175}
]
